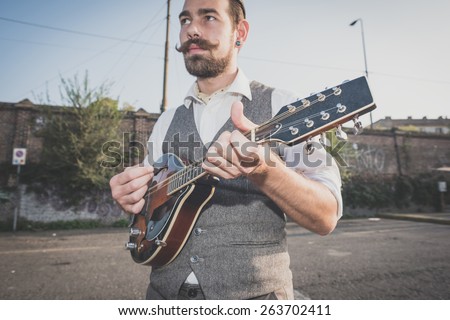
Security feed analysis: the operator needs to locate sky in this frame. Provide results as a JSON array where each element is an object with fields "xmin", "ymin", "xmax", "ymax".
[{"xmin": 1, "ymin": 0, "xmax": 449, "ymax": 126}]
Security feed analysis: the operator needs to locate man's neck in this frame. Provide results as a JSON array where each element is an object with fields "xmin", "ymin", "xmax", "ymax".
[{"xmin": 196, "ymin": 67, "xmax": 239, "ymax": 95}]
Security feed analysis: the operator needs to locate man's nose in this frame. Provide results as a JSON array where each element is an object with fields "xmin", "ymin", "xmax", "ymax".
[{"xmin": 186, "ymin": 21, "xmax": 201, "ymax": 39}]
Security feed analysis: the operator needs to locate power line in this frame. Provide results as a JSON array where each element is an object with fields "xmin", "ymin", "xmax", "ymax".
[
  {"xmin": 107, "ymin": 12, "xmax": 167, "ymax": 89},
  {"xmin": 240, "ymin": 55, "xmax": 360, "ymax": 73},
  {"xmin": 370, "ymin": 71, "xmax": 450, "ymax": 85},
  {"xmin": 0, "ymin": 36, "xmax": 162, "ymax": 58},
  {"xmin": 10, "ymin": 3, "xmax": 168, "ymax": 100},
  {"xmin": 240, "ymin": 56, "xmax": 450, "ymax": 85},
  {"xmin": 0, "ymin": 36, "xmax": 92, "ymax": 50},
  {"xmin": 101, "ymin": 2, "xmax": 167, "ymax": 95},
  {"xmin": 0, "ymin": 16, "xmax": 162, "ymax": 47}
]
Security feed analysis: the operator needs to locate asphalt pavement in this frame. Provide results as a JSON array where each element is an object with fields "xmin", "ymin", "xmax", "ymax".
[{"xmin": 1, "ymin": 213, "xmax": 449, "ymax": 300}]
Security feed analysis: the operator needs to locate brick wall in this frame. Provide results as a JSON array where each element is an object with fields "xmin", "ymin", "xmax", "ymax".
[
  {"xmin": 0, "ymin": 100, "xmax": 159, "ymax": 185},
  {"xmin": 0, "ymin": 104, "xmax": 16, "ymax": 164},
  {"xmin": 0, "ymin": 100, "xmax": 45, "ymax": 165},
  {"xmin": 343, "ymin": 129, "xmax": 450, "ymax": 175}
]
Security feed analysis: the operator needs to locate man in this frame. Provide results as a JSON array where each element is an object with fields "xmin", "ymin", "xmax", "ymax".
[{"xmin": 110, "ymin": 0, "xmax": 342, "ymax": 300}]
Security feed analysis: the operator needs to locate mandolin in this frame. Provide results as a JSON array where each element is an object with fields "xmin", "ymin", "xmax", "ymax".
[{"xmin": 125, "ymin": 76, "xmax": 376, "ymax": 267}]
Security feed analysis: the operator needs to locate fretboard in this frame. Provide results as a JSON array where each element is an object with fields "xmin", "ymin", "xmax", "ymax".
[{"xmin": 167, "ymin": 164, "xmax": 207, "ymax": 195}]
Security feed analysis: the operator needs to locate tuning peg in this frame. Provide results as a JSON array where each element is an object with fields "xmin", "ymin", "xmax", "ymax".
[
  {"xmin": 317, "ymin": 93, "xmax": 326, "ymax": 102},
  {"xmin": 289, "ymin": 126, "xmax": 299, "ymax": 135},
  {"xmin": 319, "ymin": 132, "xmax": 331, "ymax": 147},
  {"xmin": 155, "ymin": 239, "xmax": 167, "ymax": 247},
  {"xmin": 335, "ymin": 125, "xmax": 348, "ymax": 141},
  {"xmin": 320, "ymin": 111, "xmax": 330, "ymax": 121},
  {"xmin": 337, "ymin": 103, "xmax": 347, "ymax": 113},
  {"xmin": 304, "ymin": 118, "xmax": 314, "ymax": 128},
  {"xmin": 129, "ymin": 227, "xmax": 141, "ymax": 237},
  {"xmin": 287, "ymin": 105, "xmax": 296, "ymax": 112},
  {"xmin": 304, "ymin": 138, "xmax": 315, "ymax": 155},
  {"xmin": 332, "ymin": 87, "xmax": 342, "ymax": 96},
  {"xmin": 353, "ymin": 116, "xmax": 363, "ymax": 135},
  {"xmin": 125, "ymin": 242, "xmax": 137, "ymax": 250}
]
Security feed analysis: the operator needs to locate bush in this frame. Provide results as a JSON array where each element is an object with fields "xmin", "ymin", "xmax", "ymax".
[
  {"xmin": 342, "ymin": 173, "xmax": 446, "ymax": 212},
  {"xmin": 26, "ymin": 72, "xmax": 123, "ymax": 205}
]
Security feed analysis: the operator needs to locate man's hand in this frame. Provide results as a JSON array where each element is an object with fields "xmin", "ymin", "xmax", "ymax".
[
  {"xmin": 202, "ymin": 101, "xmax": 338, "ymax": 235},
  {"xmin": 110, "ymin": 165, "xmax": 154, "ymax": 214},
  {"xmin": 202, "ymin": 101, "xmax": 278, "ymax": 179}
]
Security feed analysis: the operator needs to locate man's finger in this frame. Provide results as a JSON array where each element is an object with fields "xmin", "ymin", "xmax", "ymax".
[
  {"xmin": 230, "ymin": 101, "xmax": 257, "ymax": 132},
  {"xmin": 115, "ymin": 165, "xmax": 154, "ymax": 185}
]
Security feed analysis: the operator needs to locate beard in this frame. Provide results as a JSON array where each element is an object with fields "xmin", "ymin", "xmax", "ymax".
[
  {"xmin": 177, "ymin": 38, "xmax": 234, "ymax": 79},
  {"xmin": 184, "ymin": 52, "xmax": 232, "ymax": 78}
]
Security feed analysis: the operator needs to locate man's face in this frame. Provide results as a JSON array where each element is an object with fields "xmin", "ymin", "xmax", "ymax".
[{"xmin": 178, "ymin": 0, "xmax": 236, "ymax": 78}]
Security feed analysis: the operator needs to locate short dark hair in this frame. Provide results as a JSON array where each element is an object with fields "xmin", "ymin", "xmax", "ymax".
[{"xmin": 228, "ymin": 0, "xmax": 246, "ymax": 27}]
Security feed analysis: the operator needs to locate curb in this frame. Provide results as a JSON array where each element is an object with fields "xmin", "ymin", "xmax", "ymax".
[{"xmin": 376, "ymin": 213, "xmax": 450, "ymax": 226}]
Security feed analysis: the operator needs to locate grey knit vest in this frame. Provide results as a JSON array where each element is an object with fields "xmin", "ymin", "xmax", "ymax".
[{"xmin": 150, "ymin": 81, "xmax": 293, "ymax": 300}]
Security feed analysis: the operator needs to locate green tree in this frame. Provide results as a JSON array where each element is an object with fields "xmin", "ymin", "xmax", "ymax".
[{"xmin": 33, "ymin": 72, "xmax": 123, "ymax": 204}]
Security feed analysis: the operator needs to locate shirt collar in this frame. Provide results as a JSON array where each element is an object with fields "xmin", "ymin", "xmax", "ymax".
[{"xmin": 183, "ymin": 68, "xmax": 252, "ymax": 107}]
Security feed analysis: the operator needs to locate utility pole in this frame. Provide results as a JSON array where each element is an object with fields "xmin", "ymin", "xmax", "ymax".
[{"xmin": 160, "ymin": 0, "xmax": 171, "ymax": 113}]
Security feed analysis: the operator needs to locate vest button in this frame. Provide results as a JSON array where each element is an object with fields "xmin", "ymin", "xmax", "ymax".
[
  {"xmin": 187, "ymin": 288, "xmax": 198, "ymax": 298},
  {"xmin": 190, "ymin": 255, "xmax": 200, "ymax": 263},
  {"xmin": 194, "ymin": 228, "xmax": 203, "ymax": 236}
]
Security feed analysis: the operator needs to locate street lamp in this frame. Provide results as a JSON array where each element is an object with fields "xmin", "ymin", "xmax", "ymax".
[
  {"xmin": 350, "ymin": 18, "xmax": 373, "ymax": 128},
  {"xmin": 350, "ymin": 19, "xmax": 368, "ymax": 78}
]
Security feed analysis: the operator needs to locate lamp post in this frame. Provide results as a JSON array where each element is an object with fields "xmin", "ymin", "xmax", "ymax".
[{"xmin": 350, "ymin": 18, "xmax": 373, "ymax": 128}]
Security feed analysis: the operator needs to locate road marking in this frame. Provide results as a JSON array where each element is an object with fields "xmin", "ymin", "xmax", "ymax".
[
  {"xmin": 294, "ymin": 289, "xmax": 311, "ymax": 300},
  {"xmin": 327, "ymin": 249, "xmax": 352, "ymax": 257}
]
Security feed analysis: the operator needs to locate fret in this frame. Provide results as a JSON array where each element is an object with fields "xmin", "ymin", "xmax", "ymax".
[
  {"xmin": 166, "ymin": 162, "xmax": 211, "ymax": 196},
  {"xmin": 170, "ymin": 176, "xmax": 174, "ymax": 192},
  {"xmin": 174, "ymin": 172, "xmax": 179, "ymax": 190},
  {"xmin": 187, "ymin": 166, "xmax": 192, "ymax": 182},
  {"xmin": 177, "ymin": 171, "xmax": 182, "ymax": 188},
  {"xmin": 182, "ymin": 168, "xmax": 188, "ymax": 185}
]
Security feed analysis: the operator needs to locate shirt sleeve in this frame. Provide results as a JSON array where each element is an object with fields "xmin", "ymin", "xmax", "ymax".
[{"xmin": 271, "ymin": 88, "xmax": 343, "ymax": 218}]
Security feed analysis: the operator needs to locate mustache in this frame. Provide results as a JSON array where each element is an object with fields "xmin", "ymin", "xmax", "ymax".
[{"xmin": 175, "ymin": 38, "xmax": 219, "ymax": 54}]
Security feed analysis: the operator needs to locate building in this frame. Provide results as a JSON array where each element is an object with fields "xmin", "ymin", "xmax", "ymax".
[{"xmin": 372, "ymin": 116, "xmax": 450, "ymax": 134}]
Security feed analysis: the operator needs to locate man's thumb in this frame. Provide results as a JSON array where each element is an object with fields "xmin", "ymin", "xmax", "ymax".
[{"xmin": 231, "ymin": 101, "xmax": 257, "ymax": 132}]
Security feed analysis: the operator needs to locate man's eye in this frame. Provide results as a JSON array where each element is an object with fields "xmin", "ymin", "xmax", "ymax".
[
  {"xmin": 206, "ymin": 16, "xmax": 216, "ymax": 21},
  {"xmin": 180, "ymin": 18, "xmax": 191, "ymax": 25}
]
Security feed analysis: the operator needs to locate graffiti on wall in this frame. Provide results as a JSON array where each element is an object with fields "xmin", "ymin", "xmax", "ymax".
[
  {"xmin": 342, "ymin": 143, "xmax": 387, "ymax": 172},
  {"xmin": 20, "ymin": 189, "xmax": 124, "ymax": 222}
]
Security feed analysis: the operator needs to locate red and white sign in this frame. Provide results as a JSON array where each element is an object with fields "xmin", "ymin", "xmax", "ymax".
[{"xmin": 12, "ymin": 148, "xmax": 27, "ymax": 165}]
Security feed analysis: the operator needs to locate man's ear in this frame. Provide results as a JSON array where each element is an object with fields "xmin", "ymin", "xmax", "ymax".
[{"xmin": 236, "ymin": 19, "xmax": 250, "ymax": 46}]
